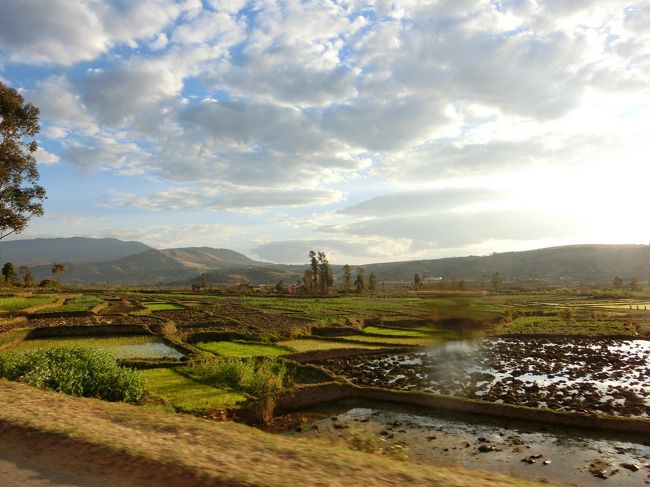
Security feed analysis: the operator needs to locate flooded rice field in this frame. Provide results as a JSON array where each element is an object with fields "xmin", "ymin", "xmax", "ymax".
[
  {"xmin": 279, "ymin": 400, "xmax": 650, "ymax": 486},
  {"xmin": 6, "ymin": 335, "xmax": 185, "ymax": 360},
  {"xmin": 318, "ymin": 338, "xmax": 650, "ymax": 417}
]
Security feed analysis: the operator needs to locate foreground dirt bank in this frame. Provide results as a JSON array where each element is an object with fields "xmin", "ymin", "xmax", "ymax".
[
  {"xmin": 0, "ymin": 426, "xmax": 208, "ymax": 487},
  {"xmin": 0, "ymin": 380, "xmax": 552, "ymax": 487}
]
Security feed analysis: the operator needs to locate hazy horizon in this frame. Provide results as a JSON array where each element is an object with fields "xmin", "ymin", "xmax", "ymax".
[{"xmin": 1, "ymin": 1, "xmax": 649, "ymax": 264}]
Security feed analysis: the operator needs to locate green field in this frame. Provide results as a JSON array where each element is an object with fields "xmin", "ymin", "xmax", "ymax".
[
  {"xmin": 339, "ymin": 335, "xmax": 437, "ymax": 346},
  {"xmin": 0, "ymin": 295, "xmax": 58, "ymax": 311},
  {"xmin": 0, "ymin": 328, "xmax": 29, "ymax": 347},
  {"xmin": 494, "ymin": 316, "xmax": 634, "ymax": 336},
  {"xmin": 4, "ymin": 335, "xmax": 184, "ymax": 359},
  {"xmin": 234, "ymin": 296, "xmax": 433, "ymax": 323},
  {"xmin": 277, "ymin": 338, "xmax": 384, "ymax": 353},
  {"xmin": 33, "ymin": 295, "xmax": 104, "ymax": 314},
  {"xmin": 143, "ymin": 302, "xmax": 186, "ymax": 311},
  {"xmin": 141, "ymin": 368, "xmax": 247, "ymax": 411},
  {"xmin": 362, "ymin": 325, "xmax": 430, "ymax": 337},
  {"xmin": 195, "ymin": 340, "xmax": 291, "ymax": 357}
]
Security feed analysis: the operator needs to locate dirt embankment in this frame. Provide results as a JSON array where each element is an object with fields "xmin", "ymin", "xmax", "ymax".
[{"xmin": 0, "ymin": 380, "xmax": 550, "ymax": 487}]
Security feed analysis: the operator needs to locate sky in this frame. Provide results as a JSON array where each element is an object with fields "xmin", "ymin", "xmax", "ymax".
[{"xmin": 1, "ymin": 0, "xmax": 649, "ymax": 264}]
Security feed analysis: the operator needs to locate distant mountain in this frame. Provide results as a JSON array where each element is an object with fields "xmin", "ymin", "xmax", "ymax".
[
  {"xmin": 361, "ymin": 244, "xmax": 650, "ymax": 282},
  {"xmin": 10, "ymin": 238, "xmax": 650, "ymax": 285},
  {"xmin": 0, "ymin": 237, "xmax": 153, "ymax": 266},
  {"xmin": 27, "ymin": 245, "xmax": 270, "ymax": 285},
  {"xmin": 159, "ymin": 247, "xmax": 261, "ymax": 269}
]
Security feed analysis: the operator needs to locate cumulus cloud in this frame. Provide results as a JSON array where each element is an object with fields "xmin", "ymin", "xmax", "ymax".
[
  {"xmin": 60, "ymin": 136, "xmax": 147, "ymax": 174},
  {"xmin": 339, "ymin": 188, "xmax": 500, "ymax": 217},
  {"xmin": 108, "ymin": 185, "xmax": 343, "ymax": 211},
  {"xmin": 98, "ymin": 223, "xmax": 240, "ymax": 249},
  {"xmin": 0, "ymin": 0, "xmax": 180, "ymax": 65},
  {"xmin": 253, "ymin": 236, "xmax": 413, "ymax": 263},
  {"xmin": 34, "ymin": 147, "xmax": 60, "ymax": 165},
  {"xmin": 3, "ymin": 0, "xmax": 649, "ymax": 262},
  {"xmin": 320, "ymin": 209, "xmax": 588, "ymax": 250}
]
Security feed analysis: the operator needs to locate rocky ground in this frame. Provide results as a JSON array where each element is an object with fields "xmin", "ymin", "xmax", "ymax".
[
  {"xmin": 276, "ymin": 400, "xmax": 650, "ymax": 486},
  {"xmin": 317, "ymin": 338, "xmax": 650, "ymax": 417}
]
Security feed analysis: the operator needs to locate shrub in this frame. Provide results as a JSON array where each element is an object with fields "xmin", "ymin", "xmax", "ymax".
[
  {"xmin": 0, "ymin": 346, "xmax": 144, "ymax": 402},
  {"xmin": 187, "ymin": 356, "xmax": 289, "ymax": 397}
]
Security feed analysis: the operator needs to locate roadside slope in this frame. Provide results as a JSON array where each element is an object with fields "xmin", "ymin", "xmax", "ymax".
[{"xmin": 0, "ymin": 380, "xmax": 552, "ymax": 487}]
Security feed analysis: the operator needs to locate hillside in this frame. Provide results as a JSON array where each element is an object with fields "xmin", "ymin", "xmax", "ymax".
[
  {"xmin": 28, "ymin": 246, "xmax": 273, "ymax": 285},
  {"xmin": 160, "ymin": 247, "xmax": 262, "ymax": 269},
  {"xmin": 362, "ymin": 245, "xmax": 650, "ymax": 282},
  {"xmin": 0, "ymin": 237, "xmax": 152, "ymax": 266},
  {"xmin": 8, "ymin": 238, "xmax": 650, "ymax": 284}
]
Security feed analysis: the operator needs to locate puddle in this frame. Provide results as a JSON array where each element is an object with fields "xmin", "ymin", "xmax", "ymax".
[
  {"xmin": 7, "ymin": 335, "xmax": 185, "ymax": 360},
  {"xmin": 277, "ymin": 399, "xmax": 650, "ymax": 487}
]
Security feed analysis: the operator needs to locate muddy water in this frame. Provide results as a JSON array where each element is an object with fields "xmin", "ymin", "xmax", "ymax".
[
  {"xmin": 278, "ymin": 399, "xmax": 650, "ymax": 487},
  {"xmin": 318, "ymin": 338, "xmax": 650, "ymax": 417}
]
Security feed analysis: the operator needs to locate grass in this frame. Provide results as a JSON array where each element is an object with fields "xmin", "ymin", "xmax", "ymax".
[
  {"xmin": 493, "ymin": 316, "xmax": 633, "ymax": 336},
  {"xmin": 194, "ymin": 340, "xmax": 291, "ymax": 357},
  {"xmin": 235, "ymin": 296, "xmax": 434, "ymax": 323},
  {"xmin": 140, "ymin": 368, "xmax": 247, "ymax": 411},
  {"xmin": 339, "ymin": 335, "xmax": 437, "ymax": 346},
  {"xmin": 0, "ymin": 294, "xmax": 58, "ymax": 311},
  {"xmin": 185, "ymin": 356, "xmax": 289, "ymax": 396},
  {"xmin": 0, "ymin": 328, "xmax": 29, "ymax": 348},
  {"xmin": 3, "ymin": 335, "xmax": 184, "ymax": 360},
  {"xmin": 277, "ymin": 338, "xmax": 384, "ymax": 353},
  {"xmin": 363, "ymin": 325, "xmax": 431, "ymax": 337},
  {"xmin": 143, "ymin": 302, "xmax": 186, "ymax": 311},
  {"xmin": 0, "ymin": 379, "xmax": 554, "ymax": 487},
  {"xmin": 33, "ymin": 295, "xmax": 104, "ymax": 314}
]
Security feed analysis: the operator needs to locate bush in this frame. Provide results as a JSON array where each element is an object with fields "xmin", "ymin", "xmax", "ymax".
[
  {"xmin": 187, "ymin": 356, "xmax": 289, "ymax": 397},
  {"xmin": 0, "ymin": 346, "xmax": 144, "ymax": 402}
]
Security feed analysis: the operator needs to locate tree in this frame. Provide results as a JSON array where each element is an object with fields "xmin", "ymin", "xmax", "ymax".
[
  {"xmin": 51, "ymin": 263, "xmax": 66, "ymax": 282},
  {"xmin": 2, "ymin": 262, "xmax": 16, "ymax": 284},
  {"xmin": 629, "ymin": 278, "xmax": 640, "ymax": 292},
  {"xmin": 308, "ymin": 250, "xmax": 319, "ymax": 294},
  {"xmin": 317, "ymin": 252, "xmax": 333, "ymax": 295},
  {"xmin": 491, "ymin": 272, "xmax": 502, "ymax": 291},
  {"xmin": 302, "ymin": 269, "xmax": 313, "ymax": 294},
  {"xmin": 343, "ymin": 264, "xmax": 352, "ymax": 293},
  {"xmin": 368, "ymin": 272, "xmax": 377, "ymax": 294},
  {"xmin": 1, "ymin": 82, "xmax": 46, "ymax": 240},
  {"xmin": 457, "ymin": 279, "xmax": 466, "ymax": 291},
  {"xmin": 413, "ymin": 273, "xmax": 422, "ymax": 291},
  {"xmin": 275, "ymin": 280, "xmax": 286, "ymax": 294},
  {"xmin": 18, "ymin": 265, "xmax": 33, "ymax": 286},
  {"xmin": 355, "ymin": 267, "xmax": 365, "ymax": 293},
  {"xmin": 612, "ymin": 276, "xmax": 623, "ymax": 289}
]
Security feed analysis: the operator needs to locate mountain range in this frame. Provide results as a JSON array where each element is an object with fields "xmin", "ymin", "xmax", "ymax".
[{"xmin": 1, "ymin": 238, "xmax": 649, "ymax": 285}]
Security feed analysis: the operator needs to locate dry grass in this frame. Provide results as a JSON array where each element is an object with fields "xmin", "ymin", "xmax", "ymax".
[{"xmin": 0, "ymin": 380, "xmax": 552, "ymax": 487}]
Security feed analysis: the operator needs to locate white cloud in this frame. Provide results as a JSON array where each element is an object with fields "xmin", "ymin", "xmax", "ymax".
[
  {"xmin": 107, "ymin": 185, "xmax": 344, "ymax": 211},
  {"xmin": 34, "ymin": 147, "xmax": 59, "ymax": 165},
  {"xmin": 96, "ymin": 223, "xmax": 240, "ymax": 249},
  {"xmin": 4, "ymin": 0, "xmax": 650, "ymax": 263},
  {"xmin": 0, "ymin": 0, "xmax": 180, "ymax": 65}
]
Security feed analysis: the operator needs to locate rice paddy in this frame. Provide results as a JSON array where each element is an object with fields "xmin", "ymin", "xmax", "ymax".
[
  {"xmin": 4, "ymin": 335, "xmax": 184, "ymax": 360},
  {"xmin": 362, "ymin": 325, "xmax": 431, "ymax": 337},
  {"xmin": 140, "ymin": 368, "xmax": 247, "ymax": 411},
  {"xmin": 0, "ymin": 295, "xmax": 58, "ymax": 312},
  {"xmin": 277, "ymin": 338, "xmax": 384, "ymax": 353},
  {"xmin": 143, "ymin": 302, "xmax": 186, "ymax": 311},
  {"xmin": 33, "ymin": 295, "xmax": 104, "ymax": 314},
  {"xmin": 194, "ymin": 340, "xmax": 291, "ymax": 357}
]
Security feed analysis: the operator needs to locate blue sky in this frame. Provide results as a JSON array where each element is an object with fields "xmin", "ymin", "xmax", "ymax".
[{"xmin": 1, "ymin": 0, "xmax": 649, "ymax": 263}]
